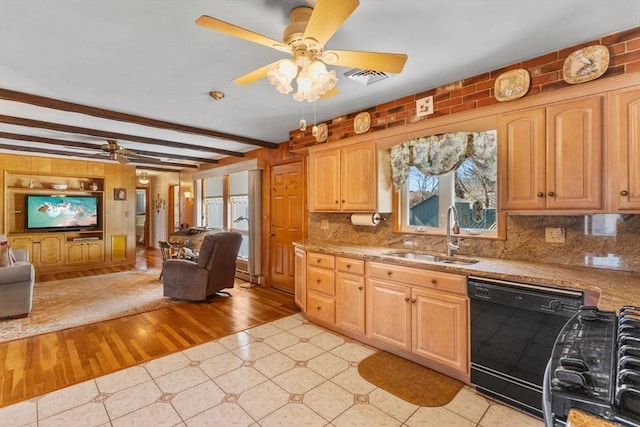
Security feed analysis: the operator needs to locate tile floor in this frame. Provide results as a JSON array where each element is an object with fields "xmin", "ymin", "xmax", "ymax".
[{"xmin": 0, "ymin": 314, "xmax": 544, "ymax": 427}]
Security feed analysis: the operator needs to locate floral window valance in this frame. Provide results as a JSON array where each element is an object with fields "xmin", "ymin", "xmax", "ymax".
[{"xmin": 390, "ymin": 131, "xmax": 497, "ymax": 189}]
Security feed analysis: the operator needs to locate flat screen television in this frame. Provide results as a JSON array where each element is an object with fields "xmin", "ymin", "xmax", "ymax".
[{"xmin": 25, "ymin": 194, "xmax": 99, "ymax": 231}]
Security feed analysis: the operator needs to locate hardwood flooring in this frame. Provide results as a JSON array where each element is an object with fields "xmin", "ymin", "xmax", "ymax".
[{"xmin": 0, "ymin": 246, "xmax": 299, "ymax": 408}]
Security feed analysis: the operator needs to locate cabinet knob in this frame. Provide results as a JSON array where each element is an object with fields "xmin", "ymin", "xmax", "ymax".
[
  {"xmin": 334, "ymin": 200, "xmax": 339, "ymax": 204},
  {"xmin": 341, "ymin": 200, "xmax": 345, "ymax": 203},
  {"xmin": 537, "ymin": 192, "xmax": 544, "ymax": 198},
  {"xmin": 346, "ymin": 264, "xmax": 351, "ymax": 269},
  {"xmin": 431, "ymin": 278, "xmax": 437, "ymax": 285},
  {"xmin": 404, "ymin": 297, "xmax": 410, "ymax": 302},
  {"xmin": 317, "ymin": 306, "xmax": 321, "ymax": 311},
  {"xmin": 358, "ymin": 286, "xmax": 363, "ymax": 291},
  {"xmin": 621, "ymin": 190, "xmax": 629, "ymax": 196},
  {"xmin": 411, "ymin": 299, "xmax": 416, "ymax": 304},
  {"xmin": 316, "ymin": 259, "xmax": 321, "ymax": 263},
  {"xmin": 386, "ymin": 271, "xmax": 393, "ymax": 276},
  {"xmin": 547, "ymin": 191, "xmax": 555, "ymax": 197},
  {"xmin": 316, "ymin": 279, "xmax": 321, "ymax": 283}
]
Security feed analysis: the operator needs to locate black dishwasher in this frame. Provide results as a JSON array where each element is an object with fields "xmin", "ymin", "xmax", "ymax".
[{"xmin": 468, "ymin": 276, "xmax": 583, "ymax": 418}]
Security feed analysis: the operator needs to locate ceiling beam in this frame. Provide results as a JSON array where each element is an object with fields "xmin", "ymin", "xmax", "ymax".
[
  {"xmin": 0, "ymin": 132, "xmax": 218, "ymax": 164},
  {"xmin": 0, "ymin": 115, "xmax": 244, "ymax": 157},
  {"xmin": 0, "ymin": 88, "xmax": 279, "ymax": 149},
  {"xmin": 0, "ymin": 144, "xmax": 198, "ymax": 169}
]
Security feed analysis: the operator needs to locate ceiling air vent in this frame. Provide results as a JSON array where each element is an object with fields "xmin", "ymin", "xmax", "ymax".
[{"xmin": 343, "ymin": 69, "xmax": 392, "ymax": 86}]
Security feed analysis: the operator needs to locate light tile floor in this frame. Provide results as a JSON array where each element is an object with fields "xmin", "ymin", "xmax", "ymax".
[{"xmin": 0, "ymin": 314, "xmax": 544, "ymax": 427}]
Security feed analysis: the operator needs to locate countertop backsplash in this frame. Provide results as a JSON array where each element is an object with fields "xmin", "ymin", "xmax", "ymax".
[{"xmin": 308, "ymin": 213, "xmax": 640, "ymax": 273}]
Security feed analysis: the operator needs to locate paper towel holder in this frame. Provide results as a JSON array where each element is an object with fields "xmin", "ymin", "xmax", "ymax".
[{"xmin": 349, "ymin": 213, "xmax": 384, "ymax": 226}]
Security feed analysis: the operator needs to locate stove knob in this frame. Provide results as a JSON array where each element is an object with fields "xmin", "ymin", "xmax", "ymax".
[
  {"xmin": 559, "ymin": 357, "xmax": 589, "ymax": 372},
  {"xmin": 553, "ymin": 367, "xmax": 588, "ymax": 389}
]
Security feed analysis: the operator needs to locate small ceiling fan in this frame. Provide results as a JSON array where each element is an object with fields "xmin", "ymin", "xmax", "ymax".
[
  {"xmin": 196, "ymin": 0, "xmax": 407, "ymax": 101},
  {"xmin": 99, "ymin": 140, "xmax": 157, "ymax": 165}
]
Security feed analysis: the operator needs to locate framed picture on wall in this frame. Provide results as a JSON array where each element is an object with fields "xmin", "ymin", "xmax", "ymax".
[{"xmin": 114, "ymin": 188, "xmax": 127, "ymax": 201}]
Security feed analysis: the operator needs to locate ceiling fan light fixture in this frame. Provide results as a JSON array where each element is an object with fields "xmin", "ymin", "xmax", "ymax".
[
  {"xmin": 267, "ymin": 59, "xmax": 297, "ymax": 94},
  {"xmin": 291, "ymin": 59, "xmax": 337, "ymax": 102}
]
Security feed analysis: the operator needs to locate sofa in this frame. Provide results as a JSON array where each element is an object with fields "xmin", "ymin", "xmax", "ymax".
[{"xmin": 0, "ymin": 248, "xmax": 35, "ymax": 318}]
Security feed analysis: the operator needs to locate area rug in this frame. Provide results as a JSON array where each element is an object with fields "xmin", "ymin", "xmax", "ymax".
[
  {"xmin": 358, "ymin": 351, "xmax": 464, "ymax": 407},
  {"xmin": 0, "ymin": 269, "xmax": 182, "ymax": 342}
]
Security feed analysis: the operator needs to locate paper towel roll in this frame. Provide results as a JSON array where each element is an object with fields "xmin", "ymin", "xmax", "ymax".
[{"xmin": 350, "ymin": 213, "xmax": 381, "ymax": 226}]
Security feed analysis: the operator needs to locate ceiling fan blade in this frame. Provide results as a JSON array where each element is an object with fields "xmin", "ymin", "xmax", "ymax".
[
  {"xmin": 303, "ymin": 0, "xmax": 359, "ymax": 48},
  {"xmin": 117, "ymin": 154, "xmax": 131, "ymax": 165},
  {"xmin": 196, "ymin": 15, "xmax": 290, "ymax": 53},
  {"xmin": 233, "ymin": 62, "xmax": 276, "ymax": 85},
  {"xmin": 319, "ymin": 86, "xmax": 339, "ymax": 100},
  {"xmin": 323, "ymin": 49, "xmax": 408, "ymax": 74}
]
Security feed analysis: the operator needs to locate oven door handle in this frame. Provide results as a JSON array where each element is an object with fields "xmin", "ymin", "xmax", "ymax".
[{"xmin": 543, "ymin": 360, "xmax": 555, "ymax": 427}]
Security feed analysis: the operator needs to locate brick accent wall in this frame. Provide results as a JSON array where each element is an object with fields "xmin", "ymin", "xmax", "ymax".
[{"xmin": 289, "ymin": 26, "xmax": 640, "ymax": 151}]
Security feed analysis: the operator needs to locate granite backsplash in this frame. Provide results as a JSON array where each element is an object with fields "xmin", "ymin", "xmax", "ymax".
[{"xmin": 308, "ymin": 213, "xmax": 640, "ymax": 273}]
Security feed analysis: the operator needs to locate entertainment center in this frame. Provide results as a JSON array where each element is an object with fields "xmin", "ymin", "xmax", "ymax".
[{"xmin": 3, "ymin": 170, "xmax": 116, "ymax": 271}]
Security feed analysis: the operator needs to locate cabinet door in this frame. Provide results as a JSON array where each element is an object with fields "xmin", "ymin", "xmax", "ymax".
[
  {"xmin": 66, "ymin": 242, "xmax": 85, "ymax": 264},
  {"xmin": 37, "ymin": 234, "xmax": 64, "ymax": 266},
  {"xmin": 610, "ymin": 87, "xmax": 640, "ymax": 211},
  {"xmin": 294, "ymin": 247, "xmax": 307, "ymax": 311},
  {"xmin": 341, "ymin": 142, "xmax": 377, "ymax": 211},
  {"xmin": 367, "ymin": 278, "xmax": 411, "ymax": 351},
  {"xmin": 336, "ymin": 271, "xmax": 365, "ymax": 335},
  {"xmin": 412, "ymin": 288, "xmax": 468, "ymax": 374},
  {"xmin": 498, "ymin": 107, "xmax": 546, "ymax": 210},
  {"xmin": 546, "ymin": 96, "xmax": 603, "ymax": 210},
  {"xmin": 308, "ymin": 148, "xmax": 340, "ymax": 211},
  {"xmin": 85, "ymin": 241, "xmax": 104, "ymax": 262}
]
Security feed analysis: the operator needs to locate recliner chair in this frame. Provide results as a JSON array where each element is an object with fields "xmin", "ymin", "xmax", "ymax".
[{"xmin": 162, "ymin": 231, "xmax": 243, "ymax": 301}]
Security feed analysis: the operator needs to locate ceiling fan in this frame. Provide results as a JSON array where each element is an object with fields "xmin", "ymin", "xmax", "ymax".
[
  {"xmin": 99, "ymin": 140, "xmax": 157, "ymax": 165},
  {"xmin": 196, "ymin": 0, "xmax": 407, "ymax": 102}
]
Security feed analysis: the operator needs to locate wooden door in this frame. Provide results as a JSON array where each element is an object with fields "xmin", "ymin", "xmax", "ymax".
[
  {"xmin": 307, "ymin": 148, "xmax": 340, "ymax": 211},
  {"xmin": 546, "ymin": 96, "xmax": 603, "ymax": 210},
  {"xmin": 341, "ymin": 141, "xmax": 377, "ymax": 211},
  {"xmin": 498, "ymin": 107, "xmax": 546, "ymax": 210},
  {"xmin": 412, "ymin": 288, "xmax": 468, "ymax": 374},
  {"xmin": 611, "ymin": 87, "xmax": 640, "ymax": 211},
  {"xmin": 270, "ymin": 161, "xmax": 304, "ymax": 293}
]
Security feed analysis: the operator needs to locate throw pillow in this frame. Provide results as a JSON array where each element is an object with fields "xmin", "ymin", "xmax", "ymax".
[{"xmin": 0, "ymin": 245, "xmax": 13, "ymax": 267}]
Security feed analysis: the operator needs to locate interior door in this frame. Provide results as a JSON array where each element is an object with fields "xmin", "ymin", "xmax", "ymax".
[{"xmin": 270, "ymin": 161, "xmax": 304, "ymax": 293}]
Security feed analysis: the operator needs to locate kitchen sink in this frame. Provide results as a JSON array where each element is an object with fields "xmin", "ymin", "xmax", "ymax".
[{"xmin": 384, "ymin": 251, "xmax": 479, "ymax": 265}]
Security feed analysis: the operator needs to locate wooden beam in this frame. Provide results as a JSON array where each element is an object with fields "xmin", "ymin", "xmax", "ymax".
[
  {"xmin": 0, "ymin": 132, "xmax": 218, "ymax": 164},
  {"xmin": 0, "ymin": 115, "xmax": 244, "ymax": 157},
  {"xmin": 0, "ymin": 88, "xmax": 280, "ymax": 149},
  {"xmin": 0, "ymin": 144, "xmax": 197, "ymax": 169}
]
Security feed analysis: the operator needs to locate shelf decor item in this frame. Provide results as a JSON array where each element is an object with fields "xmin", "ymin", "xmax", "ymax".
[
  {"xmin": 494, "ymin": 69, "xmax": 530, "ymax": 102},
  {"xmin": 50, "ymin": 183, "xmax": 68, "ymax": 190},
  {"xmin": 562, "ymin": 45, "xmax": 610, "ymax": 84},
  {"xmin": 354, "ymin": 111, "xmax": 371, "ymax": 134}
]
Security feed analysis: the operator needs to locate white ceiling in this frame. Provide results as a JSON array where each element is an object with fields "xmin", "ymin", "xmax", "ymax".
[{"xmin": 1, "ymin": 0, "xmax": 639, "ymax": 171}]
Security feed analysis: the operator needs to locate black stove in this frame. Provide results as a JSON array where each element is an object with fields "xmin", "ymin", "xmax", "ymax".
[{"xmin": 545, "ymin": 305, "xmax": 640, "ymax": 426}]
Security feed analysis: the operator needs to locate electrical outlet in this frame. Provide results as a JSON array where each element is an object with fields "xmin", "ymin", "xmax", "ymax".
[
  {"xmin": 545, "ymin": 227, "xmax": 566, "ymax": 243},
  {"xmin": 321, "ymin": 220, "xmax": 329, "ymax": 230}
]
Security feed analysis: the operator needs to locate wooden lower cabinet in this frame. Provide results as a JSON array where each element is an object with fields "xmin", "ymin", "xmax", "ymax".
[
  {"xmin": 9, "ymin": 233, "xmax": 65, "ymax": 267},
  {"xmin": 335, "ymin": 258, "xmax": 366, "ymax": 335},
  {"xmin": 366, "ymin": 261, "xmax": 469, "ymax": 376},
  {"xmin": 306, "ymin": 252, "xmax": 336, "ymax": 325},
  {"xmin": 66, "ymin": 240, "xmax": 104, "ymax": 264},
  {"xmin": 294, "ymin": 247, "xmax": 307, "ymax": 311}
]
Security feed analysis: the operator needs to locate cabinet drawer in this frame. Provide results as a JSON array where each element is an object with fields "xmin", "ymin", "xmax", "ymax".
[
  {"xmin": 308, "ymin": 265, "xmax": 335, "ymax": 296},
  {"xmin": 425, "ymin": 270, "xmax": 467, "ymax": 295},
  {"xmin": 308, "ymin": 252, "xmax": 335, "ymax": 269},
  {"xmin": 336, "ymin": 257, "xmax": 364, "ymax": 275},
  {"xmin": 307, "ymin": 292, "xmax": 335, "ymax": 325},
  {"xmin": 367, "ymin": 261, "xmax": 466, "ymax": 295}
]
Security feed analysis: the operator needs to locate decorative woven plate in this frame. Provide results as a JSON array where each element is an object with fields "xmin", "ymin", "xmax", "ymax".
[
  {"xmin": 354, "ymin": 111, "xmax": 371, "ymax": 134},
  {"xmin": 563, "ymin": 45, "xmax": 610, "ymax": 84},
  {"xmin": 494, "ymin": 69, "xmax": 530, "ymax": 102}
]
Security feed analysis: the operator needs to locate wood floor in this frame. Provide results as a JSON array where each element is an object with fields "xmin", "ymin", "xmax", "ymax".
[{"xmin": 0, "ymin": 246, "xmax": 299, "ymax": 408}]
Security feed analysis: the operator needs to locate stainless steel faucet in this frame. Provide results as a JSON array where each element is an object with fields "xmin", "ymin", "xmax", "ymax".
[{"xmin": 446, "ymin": 205, "xmax": 461, "ymax": 256}]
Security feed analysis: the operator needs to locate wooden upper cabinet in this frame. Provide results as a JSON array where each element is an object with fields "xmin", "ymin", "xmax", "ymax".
[
  {"xmin": 308, "ymin": 148, "xmax": 341, "ymax": 210},
  {"xmin": 546, "ymin": 96, "xmax": 603, "ymax": 210},
  {"xmin": 498, "ymin": 107, "xmax": 546, "ymax": 210},
  {"xmin": 499, "ymin": 96, "xmax": 603, "ymax": 212},
  {"xmin": 308, "ymin": 141, "xmax": 379, "ymax": 212},
  {"xmin": 609, "ymin": 87, "xmax": 640, "ymax": 212},
  {"xmin": 340, "ymin": 142, "xmax": 377, "ymax": 211}
]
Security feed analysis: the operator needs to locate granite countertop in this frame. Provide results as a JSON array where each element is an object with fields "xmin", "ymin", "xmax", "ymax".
[{"xmin": 295, "ymin": 240, "xmax": 640, "ymax": 311}]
